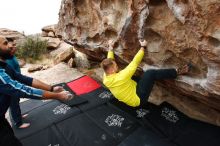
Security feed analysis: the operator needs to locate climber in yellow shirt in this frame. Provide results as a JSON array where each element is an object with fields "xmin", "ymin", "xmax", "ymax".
[{"xmin": 101, "ymin": 39, "xmax": 190, "ymax": 107}]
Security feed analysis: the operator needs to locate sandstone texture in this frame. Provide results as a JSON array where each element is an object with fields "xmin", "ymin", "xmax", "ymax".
[
  {"xmin": 22, "ymin": 63, "xmax": 84, "ymax": 85},
  {"xmin": 56, "ymin": 0, "xmax": 220, "ymax": 126},
  {"xmin": 0, "ymin": 28, "xmax": 25, "ymax": 40},
  {"xmin": 41, "ymin": 24, "xmax": 57, "ymax": 38}
]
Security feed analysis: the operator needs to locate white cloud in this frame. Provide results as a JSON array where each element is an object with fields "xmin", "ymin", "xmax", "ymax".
[{"xmin": 0, "ymin": 0, "xmax": 62, "ymax": 34}]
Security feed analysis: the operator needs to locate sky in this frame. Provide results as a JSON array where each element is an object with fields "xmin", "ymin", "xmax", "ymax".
[{"xmin": 0, "ymin": 0, "xmax": 62, "ymax": 35}]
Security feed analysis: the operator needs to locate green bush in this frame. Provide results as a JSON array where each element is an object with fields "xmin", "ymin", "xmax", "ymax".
[{"xmin": 16, "ymin": 36, "xmax": 48, "ymax": 61}]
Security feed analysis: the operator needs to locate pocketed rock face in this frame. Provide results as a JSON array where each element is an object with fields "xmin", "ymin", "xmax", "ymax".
[{"xmin": 57, "ymin": 0, "xmax": 220, "ymax": 125}]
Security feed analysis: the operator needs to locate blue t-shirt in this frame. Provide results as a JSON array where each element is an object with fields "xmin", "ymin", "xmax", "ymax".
[{"xmin": 6, "ymin": 56, "xmax": 21, "ymax": 73}]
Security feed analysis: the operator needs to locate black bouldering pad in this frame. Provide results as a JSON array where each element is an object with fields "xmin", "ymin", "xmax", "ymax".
[{"xmin": 13, "ymin": 76, "xmax": 220, "ymax": 146}]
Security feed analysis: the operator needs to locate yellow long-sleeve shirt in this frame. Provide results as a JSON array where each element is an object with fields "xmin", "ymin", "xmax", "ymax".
[{"xmin": 103, "ymin": 49, "xmax": 144, "ymax": 107}]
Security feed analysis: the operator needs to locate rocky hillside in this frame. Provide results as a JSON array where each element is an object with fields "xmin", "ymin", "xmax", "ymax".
[
  {"xmin": 55, "ymin": 0, "xmax": 220, "ymax": 126},
  {"xmin": 0, "ymin": 28, "xmax": 24, "ymax": 40}
]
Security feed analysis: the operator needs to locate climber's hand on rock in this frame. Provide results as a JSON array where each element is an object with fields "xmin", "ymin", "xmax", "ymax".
[
  {"xmin": 108, "ymin": 40, "xmax": 114, "ymax": 51},
  {"xmin": 139, "ymin": 39, "xmax": 148, "ymax": 47}
]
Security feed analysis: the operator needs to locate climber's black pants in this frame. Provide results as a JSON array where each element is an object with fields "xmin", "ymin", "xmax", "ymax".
[
  {"xmin": 135, "ymin": 69, "xmax": 177, "ymax": 106},
  {"xmin": 0, "ymin": 117, "xmax": 22, "ymax": 146}
]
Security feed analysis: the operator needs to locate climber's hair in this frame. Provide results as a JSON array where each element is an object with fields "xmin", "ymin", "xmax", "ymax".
[{"xmin": 100, "ymin": 58, "xmax": 115, "ymax": 72}]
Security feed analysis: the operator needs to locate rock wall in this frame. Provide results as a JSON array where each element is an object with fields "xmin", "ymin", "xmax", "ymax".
[{"xmin": 56, "ymin": 0, "xmax": 220, "ymax": 126}]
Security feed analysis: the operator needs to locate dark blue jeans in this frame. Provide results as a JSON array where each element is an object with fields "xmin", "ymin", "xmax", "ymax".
[
  {"xmin": 9, "ymin": 96, "xmax": 22, "ymax": 127},
  {"xmin": 135, "ymin": 69, "xmax": 177, "ymax": 106}
]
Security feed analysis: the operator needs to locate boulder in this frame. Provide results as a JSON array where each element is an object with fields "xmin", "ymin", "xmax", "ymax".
[
  {"xmin": 41, "ymin": 31, "xmax": 48, "ymax": 37},
  {"xmin": 51, "ymin": 42, "xmax": 90, "ymax": 68},
  {"xmin": 0, "ymin": 28, "xmax": 24, "ymax": 40},
  {"xmin": 22, "ymin": 63, "xmax": 84, "ymax": 85},
  {"xmin": 54, "ymin": 47, "xmax": 74, "ymax": 64},
  {"xmin": 41, "ymin": 37, "xmax": 61, "ymax": 49},
  {"xmin": 73, "ymin": 49, "xmax": 90, "ymax": 69},
  {"xmin": 41, "ymin": 25, "xmax": 60, "ymax": 47},
  {"xmin": 67, "ymin": 58, "xmax": 76, "ymax": 68},
  {"xmin": 42, "ymin": 24, "xmax": 57, "ymax": 33},
  {"xmin": 28, "ymin": 65, "xmax": 43, "ymax": 73},
  {"xmin": 56, "ymin": 0, "xmax": 220, "ymax": 126},
  {"xmin": 50, "ymin": 42, "xmax": 73, "ymax": 57},
  {"xmin": 48, "ymin": 31, "xmax": 55, "ymax": 37}
]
